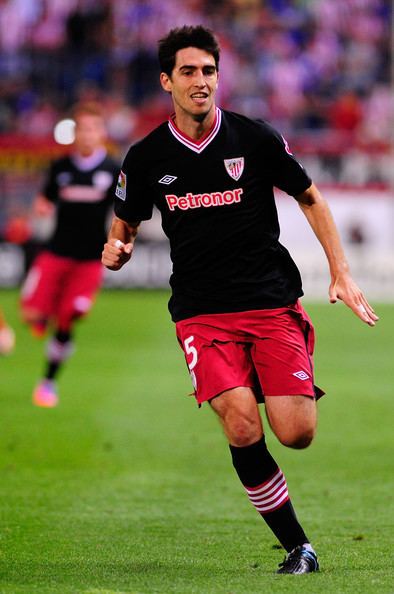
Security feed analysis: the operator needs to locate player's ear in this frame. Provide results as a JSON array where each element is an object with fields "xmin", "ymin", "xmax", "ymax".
[{"xmin": 160, "ymin": 72, "xmax": 172, "ymax": 93}]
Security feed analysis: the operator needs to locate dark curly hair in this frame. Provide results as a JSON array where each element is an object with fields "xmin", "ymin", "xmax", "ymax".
[{"xmin": 158, "ymin": 25, "xmax": 220, "ymax": 76}]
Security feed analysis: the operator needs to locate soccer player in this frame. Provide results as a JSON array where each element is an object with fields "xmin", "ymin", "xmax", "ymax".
[
  {"xmin": 102, "ymin": 26, "xmax": 379, "ymax": 574},
  {"xmin": 0, "ymin": 307, "xmax": 15, "ymax": 356},
  {"xmin": 21, "ymin": 102, "xmax": 119, "ymax": 407}
]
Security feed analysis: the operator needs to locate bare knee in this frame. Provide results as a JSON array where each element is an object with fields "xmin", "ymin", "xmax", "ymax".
[
  {"xmin": 210, "ymin": 387, "xmax": 263, "ymax": 447},
  {"xmin": 278, "ymin": 426, "xmax": 315, "ymax": 449},
  {"xmin": 21, "ymin": 306, "xmax": 44, "ymax": 325},
  {"xmin": 226, "ymin": 414, "xmax": 262, "ymax": 447},
  {"xmin": 265, "ymin": 395, "xmax": 317, "ymax": 449}
]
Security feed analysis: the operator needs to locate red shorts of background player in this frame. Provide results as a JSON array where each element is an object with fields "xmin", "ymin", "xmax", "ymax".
[
  {"xmin": 176, "ymin": 301, "xmax": 324, "ymax": 405},
  {"xmin": 20, "ymin": 251, "xmax": 103, "ymax": 332}
]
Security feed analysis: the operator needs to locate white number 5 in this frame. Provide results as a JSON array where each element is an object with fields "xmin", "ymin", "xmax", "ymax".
[{"xmin": 184, "ymin": 335, "xmax": 198, "ymax": 370}]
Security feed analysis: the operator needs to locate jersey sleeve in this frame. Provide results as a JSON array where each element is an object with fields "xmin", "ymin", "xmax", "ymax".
[
  {"xmin": 114, "ymin": 146, "xmax": 154, "ymax": 223},
  {"xmin": 264, "ymin": 124, "xmax": 312, "ymax": 196},
  {"xmin": 105, "ymin": 162, "xmax": 120, "ymax": 202},
  {"xmin": 42, "ymin": 161, "xmax": 59, "ymax": 202}
]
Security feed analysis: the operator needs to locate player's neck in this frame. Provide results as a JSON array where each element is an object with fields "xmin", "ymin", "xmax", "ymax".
[
  {"xmin": 173, "ymin": 106, "xmax": 216, "ymax": 141},
  {"xmin": 72, "ymin": 147, "xmax": 107, "ymax": 171}
]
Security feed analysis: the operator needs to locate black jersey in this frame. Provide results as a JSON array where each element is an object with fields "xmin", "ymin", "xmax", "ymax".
[
  {"xmin": 43, "ymin": 150, "xmax": 118, "ymax": 260},
  {"xmin": 115, "ymin": 109, "xmax": 312, "ymax": 321}
]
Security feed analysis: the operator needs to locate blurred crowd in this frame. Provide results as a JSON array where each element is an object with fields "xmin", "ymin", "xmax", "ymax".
[
  {"xmin": 0, "ymin": 0, "xmax": 392, "ymax": 287},
  {"xmin": 0, "ymin": 0, "xmax": 391, "ymax": 150}
]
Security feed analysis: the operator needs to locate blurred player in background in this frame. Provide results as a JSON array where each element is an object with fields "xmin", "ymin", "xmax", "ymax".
[
  {"xmin": 21, "ymin": 102, "xmax": 118, "ymax": 407},
  {"xmin": 102, "ymin": 26, "xmax": 379, "ymax": 574},
  {"xmin": 0, "ymin": 307, "xmax": 15, "ymax": 356}
]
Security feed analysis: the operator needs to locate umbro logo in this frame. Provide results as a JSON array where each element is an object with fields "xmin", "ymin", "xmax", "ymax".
[
  {"xmin": 293, "ymin": 371, "xmax": 310, "ymax": 381},
  {"xmin": 159, "ymin": 175, "xmax": 177, "ymax": 185}
]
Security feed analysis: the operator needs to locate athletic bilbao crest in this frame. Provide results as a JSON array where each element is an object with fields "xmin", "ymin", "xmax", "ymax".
[{"xmin": 224, "ymin": 157, "xmax": 244, "ymax": 181}]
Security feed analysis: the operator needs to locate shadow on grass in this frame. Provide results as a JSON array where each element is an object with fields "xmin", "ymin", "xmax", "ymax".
[{"xmin": 0, "ymin": 556, "xmax": 290, "ymax": 592}]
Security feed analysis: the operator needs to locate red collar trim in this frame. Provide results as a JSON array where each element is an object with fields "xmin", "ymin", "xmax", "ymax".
[{"xmin": 168, "ymin": 107, "xmax": 222, "ymax": 154}]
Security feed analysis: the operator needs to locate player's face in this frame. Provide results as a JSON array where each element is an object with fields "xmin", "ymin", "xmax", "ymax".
[
  {"xmin": 74, "ymin": 114, "xmax": 106, "ymax": 156},
  {"xmin": 160, "ymin": 47, "xmax": 218, "ymax": 123}
]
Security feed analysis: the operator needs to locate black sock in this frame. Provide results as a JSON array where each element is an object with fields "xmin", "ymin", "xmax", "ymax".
[
  {"xmin": 44, "ymin": 331, "xmax": 73, "ymax": 381},
  {"xmin": 45, "ymin": 361, "xmax": 60, "ymax": 381},
  {"xmin": 55, "ymin": 330, "xmax": 72, "ymax": 344},
  {"xmin": 230, "ymin": 437, "xmax": 309, "ymax": 552}
]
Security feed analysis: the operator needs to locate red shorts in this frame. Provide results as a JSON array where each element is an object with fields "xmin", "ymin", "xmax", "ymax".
[
  {"xmin": 176, "ymin": 301, "xmax": 324, "ymax": 405},
  {"xmin": 20, "ymin": 251, "xmax": 103, "ymax": 327}
]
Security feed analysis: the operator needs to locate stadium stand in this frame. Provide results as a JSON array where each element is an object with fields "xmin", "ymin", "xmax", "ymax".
[{"xmin": 0, "ymin": 0, "xmax": 392, "ymax": 294}]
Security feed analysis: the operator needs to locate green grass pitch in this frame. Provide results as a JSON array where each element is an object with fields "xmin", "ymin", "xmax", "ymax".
[{"xmin": 0, "ymin": 289, "xmax": 393, "ymax": 594}]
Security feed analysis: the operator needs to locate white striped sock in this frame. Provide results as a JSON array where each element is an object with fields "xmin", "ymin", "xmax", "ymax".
[
  {"xmin": 244, "ymin": 468, "xmax": 289, "ymax": 515},
  {"xmin": 46, "ymin": 338, "xmax": 74, "ymax": 363}
]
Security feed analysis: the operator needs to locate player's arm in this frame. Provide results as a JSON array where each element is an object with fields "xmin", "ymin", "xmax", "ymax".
[
  {"xmin": 33, "ymin": 193, "xmax": 55, "ymax": 217},
  {"xmin": 34, "ymin": 159, "xmax": 59, "ymax": 216},
  {"xmin": 102, "ymin": 216, "xmax": 140, "ymax": 271},
  {"xmin": 295, "ymin": 182, "xmax": 379, "ymax": 327}
]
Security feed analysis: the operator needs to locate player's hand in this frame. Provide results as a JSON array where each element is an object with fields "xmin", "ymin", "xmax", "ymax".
[
  {"xmin": 328, "ymin": 272, "xmax": 379, "ymax": 326},
  {"xmin": 33, "ymin": 195, "xmax": 55, "ymax": 217},
  {"xmin": 102, "ymin": 238, "xmax": 133, "ymax": 270}
]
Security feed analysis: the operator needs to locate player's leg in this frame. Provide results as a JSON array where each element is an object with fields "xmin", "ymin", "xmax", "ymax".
[
  {"xmin": 209, "ymin": 386, "xmax": 263, "ymax": 446},
  {"xmin": 0, "ymin": 306, "xmax": 15, "ymax": 356},
  {"xmin": 35, "ymin": 259, "xmax": 103, "ymax": 406},
  {"xmin": 251, "ymin": 300, "xmax": 322, "ymax": 450},
  {"xmin": 265, "ymin": 394, "xmax": 317, "ymax": 449},
  {"xmin": 55, "ymin": 259, "xmax": 103, "ymax": 339},
  {"xmin": 176, "ymin": 315, "xmax": 318, "ymax": 573},
  {"xmin": 20, "ymin": 252, "xmax": 60, "ymax": 337},
  {"xmin": 261, "ymin": 395, "xmax": 319, "ymax": 573},
  {"xmin": 21, "ymin": 253, "xmax": 70, "ymax": 406},
  {"xmin": 245, "ymin": 304, "xmax": 320, "ymax": 572},
  {"xmin": 210, "ymin": 387, "xmax": 317, "ymax": 573}
]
